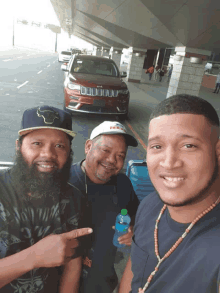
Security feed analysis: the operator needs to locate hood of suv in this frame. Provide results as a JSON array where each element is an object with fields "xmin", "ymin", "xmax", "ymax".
[{"xmin": 70, "ymin": 73, "xmax": 127, "ymax": 89}]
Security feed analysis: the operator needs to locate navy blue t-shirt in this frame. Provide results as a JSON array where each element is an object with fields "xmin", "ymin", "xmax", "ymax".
[
  {"xmin": 69, "ymin": 161, "xmax": 140, "ymax": 293},
  {"xmin": 0, "ymin": 170, "xmax": 84, "ymax": 293},
  {"xmin": 131, "ymin": 191, "xmax": 220, "ymax": 293}
]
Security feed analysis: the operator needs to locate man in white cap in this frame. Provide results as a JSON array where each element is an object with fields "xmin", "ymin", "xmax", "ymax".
[{"xmin": 69, "ymin": 121, "xmax": 140, "ymax": 293}]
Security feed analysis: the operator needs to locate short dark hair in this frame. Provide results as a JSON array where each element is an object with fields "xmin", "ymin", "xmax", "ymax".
[{"xmin": 149, "ymin": 94, "xmax": 219, "ymax": 127}]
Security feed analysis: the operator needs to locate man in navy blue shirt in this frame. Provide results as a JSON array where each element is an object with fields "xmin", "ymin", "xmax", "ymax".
[
  {"xmin": 119, "ymin": 94, "xmax": 220, "ymax": 293},
  {"xmin": 68, "ymin": 121, "xmax": 140, "ymax": 293}
]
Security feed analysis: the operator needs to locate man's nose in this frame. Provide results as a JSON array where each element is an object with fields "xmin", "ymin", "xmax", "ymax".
[
  {"xmin": 106, "ymin": 152, "xmax": 117, "ymax": 164},
  {"xmin": 159, "ymin": 148, "xmax": 182, "ymax": 169},
  {"xmin": 40, "ymin": 144, "xmax": 57, "ymax": 159}
]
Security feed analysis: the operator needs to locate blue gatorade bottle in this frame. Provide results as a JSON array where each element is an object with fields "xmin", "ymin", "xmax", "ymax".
[{"xmin": 113, "ymin": 209, "xmax": 131, "ymax": 248}]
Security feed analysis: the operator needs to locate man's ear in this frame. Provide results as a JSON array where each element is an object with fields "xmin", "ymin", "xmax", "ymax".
[
  {"xmin": 15, "ymin": 139, "xmax": 20, "ymax": 151},
  {"xmin": 85, "ymin": 140, "xmax": 92, "ymax": 155}
]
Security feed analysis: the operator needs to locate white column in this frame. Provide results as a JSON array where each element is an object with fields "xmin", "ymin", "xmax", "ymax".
[
  {"xmin": 167, "ymin": 47, "xmax": 212, "ymax": 98},
  {"xmin": 93, "ymin": 47, "xmax": 102, "ymax": 57},
  {"xmin": 102, "ymin": 47, "xmax": 110, "ymax": 58},
  {"xmin": 126, "ymin": 48, "xmax": 146, "ymax": 83},
  {"xmin": 110, "ymin": 47, "xmax": 122, "ymax": 69}
]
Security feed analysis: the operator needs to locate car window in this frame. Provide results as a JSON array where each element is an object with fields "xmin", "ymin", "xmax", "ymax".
[
  {"xmin": 71, "ymin": 59, "xmax": 119, "ymax": 77},
  {"xmin": 61, "ymin": 51, "xmax": 71, "ymax": 55}
]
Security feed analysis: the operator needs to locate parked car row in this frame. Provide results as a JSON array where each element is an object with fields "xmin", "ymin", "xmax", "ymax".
[
  {"xmin": 60, "ymin": 53, "xmax": 130, "ymax": 120},
  {"xmin": 58, "ymin": 51, "xmax": 72, "ymax": 62}
]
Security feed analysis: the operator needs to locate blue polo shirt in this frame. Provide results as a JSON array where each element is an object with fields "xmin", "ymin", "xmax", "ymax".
[
  {"xmin": 131, "ymin": 191, "xmax": 220, "ymax": 293},
  {"xmin": 69, "ymin": 161, "xmax": 139, "ymax": 293}
]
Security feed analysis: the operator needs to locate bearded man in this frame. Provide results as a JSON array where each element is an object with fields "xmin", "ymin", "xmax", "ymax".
[{"xmin": 0, "ymin": 105, "xmax": 92, "ymax": 293}]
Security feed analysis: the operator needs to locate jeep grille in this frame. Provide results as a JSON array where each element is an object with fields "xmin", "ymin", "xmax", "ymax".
[{"xmin": 81, "ymin": 86, "xmax": 118, "ymax": 97}]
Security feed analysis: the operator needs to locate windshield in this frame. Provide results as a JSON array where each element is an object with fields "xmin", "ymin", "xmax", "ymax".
[
  {"xmin": 71, "ymin": 58, "xmax": 119, "ymax": 77},
  {"xmin": 61, "ymin": 51, "xmax": 71, "ymax": 55}
]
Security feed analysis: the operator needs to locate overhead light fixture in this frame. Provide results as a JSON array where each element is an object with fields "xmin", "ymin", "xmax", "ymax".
[
  {"xmin": 66, "ymin": 19, "xmax": 72, "ymax": 25},
  {"xmin": 190, "ymin": 57, "xmax": 202, "ymax": 64}
]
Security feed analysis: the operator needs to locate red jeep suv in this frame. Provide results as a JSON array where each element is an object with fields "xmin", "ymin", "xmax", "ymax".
[{"xmin": 61, "ymin": 54, "xmax": 129, "ymax": 120}]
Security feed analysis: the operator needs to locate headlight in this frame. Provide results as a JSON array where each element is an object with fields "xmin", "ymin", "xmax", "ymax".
[
  {"xmin": 67, "ymin": 83, "xmax": 81, "ymax": 90},
  {"xmin": 118, "ymin": 89, "xmax": 129, "ymax": 95}
]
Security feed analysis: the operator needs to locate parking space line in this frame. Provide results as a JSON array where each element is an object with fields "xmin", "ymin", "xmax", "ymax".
[
  {"xmin": 47, "ymin": 65, "xmax": 50, "ymax": 67},
  {"xmin": 3, "ymin": 59, "xmax": 11, "ymax": 62},
  {"xmin": 37, "ymin": 70, "xmax": 42, "ymax": 74},
  {"xmin": 125, "ymin": 121, "xmax": 147, "ymax": 151},
  {"xmin": 17, "ymin": 56, "xmax": 22, "ymax": 59},
  {"xmin": 17, "ymin": 81, "xmax": 29, "ymax": 89}
]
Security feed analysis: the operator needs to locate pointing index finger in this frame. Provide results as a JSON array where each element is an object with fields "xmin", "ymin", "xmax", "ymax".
[{"xmin": 65, "ymin": 228, "xmax": 93, "ymax": 240}]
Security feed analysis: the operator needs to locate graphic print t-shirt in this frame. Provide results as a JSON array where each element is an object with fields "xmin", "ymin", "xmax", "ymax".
[{"xmin": 0, "ymin": 170, "xmax": 83, "ymax": 293}]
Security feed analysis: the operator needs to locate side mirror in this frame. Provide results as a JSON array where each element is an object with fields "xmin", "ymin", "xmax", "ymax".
[
  {"xmin": 61, "ymin": 64, "xmax": 68, "ymax": 71},
  {"xmin": 120, "ymin": 71, "xmax": 127, "ymax": 78}
]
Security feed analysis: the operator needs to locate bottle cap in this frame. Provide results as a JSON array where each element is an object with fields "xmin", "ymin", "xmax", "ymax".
[{"xmin": 121, "ymin": 209, "xmax": 127, "ymax": 215}]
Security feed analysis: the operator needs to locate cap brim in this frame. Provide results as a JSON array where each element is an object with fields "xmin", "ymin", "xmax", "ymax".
[
  {"xmin": 92, "ymin": 131, "xmax": 138, "ymax": 147},
  {"xmin": 18, "ymin": 126, "xmax": 77, "ymax": 139}
]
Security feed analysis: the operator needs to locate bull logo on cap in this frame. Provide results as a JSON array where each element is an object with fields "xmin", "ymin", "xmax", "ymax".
[{"xmin": 37, "ymin": 107, "xmax": 60, "ymax": 124}]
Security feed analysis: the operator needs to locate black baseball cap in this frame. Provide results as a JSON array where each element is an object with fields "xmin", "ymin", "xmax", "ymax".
[{"xmin": 18, "ymin": 106, "xmax": 76, "ymax": 139}]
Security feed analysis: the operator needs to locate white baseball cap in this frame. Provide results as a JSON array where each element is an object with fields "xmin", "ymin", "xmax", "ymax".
[{"xmin": 90, "ymin": 121, "xmax": 138, "ymax": 147}]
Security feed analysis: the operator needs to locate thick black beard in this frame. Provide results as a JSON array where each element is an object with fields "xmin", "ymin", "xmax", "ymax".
[
  {"xmin": 158, "ymin": 155, "xmax": 219, "ymax": 208},
  {"xmin": 10, "ymin": 149, "xmax": 73, "ymax": 201}
]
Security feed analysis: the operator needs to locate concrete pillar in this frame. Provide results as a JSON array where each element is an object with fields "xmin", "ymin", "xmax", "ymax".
[
  {"xmin": 167, "ymin": 47, "xmax": 212, "ymax": 99},
  {"xmin": 155, "ymin": 49, "xmax": 160, "ymax": 67},
  {"xmin": 110, "ymin": 47, "xmax": 122, "ymax": 69},
  {"xmin": 126, "ymin": 48, "xmax": 146, "ymax": 83},
  {"xmin": 101, "ymin": 47, "xmax": 110, "ymax": 58},
  {"xmin": 93, "ymin": 47, "xmax": 102, "ymax": 57}
]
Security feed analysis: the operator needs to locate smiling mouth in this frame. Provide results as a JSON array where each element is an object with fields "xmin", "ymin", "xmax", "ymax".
[
  {"xmin": 161, "ymin": 176, "xmax": 185, "ymax": 188},
  {"xmin": 100, "ymin": 163, "xmax": 115, "ymax": 171},
  {"xmin": 36, "ymin": 163, "xmax": 57, "ymax": 170},
  {"xmin": 163, "ymin": 177, "xmax": 185, "ymax": 182}
]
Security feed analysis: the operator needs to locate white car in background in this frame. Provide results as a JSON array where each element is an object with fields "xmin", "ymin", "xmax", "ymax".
[{"xmin": 58, "ymin": 51, "xmax": 72, "ymax": 62}]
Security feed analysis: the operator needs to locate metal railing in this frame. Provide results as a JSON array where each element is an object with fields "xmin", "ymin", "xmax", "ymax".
[{"xmin": 0, "ymin": 162, "xmax": 14, "ymax": 171}]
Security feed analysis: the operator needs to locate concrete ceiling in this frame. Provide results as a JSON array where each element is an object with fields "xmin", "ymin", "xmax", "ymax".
[{"xmin": 50, "ymin": 0, "xmax": 220, "ymax": 51}]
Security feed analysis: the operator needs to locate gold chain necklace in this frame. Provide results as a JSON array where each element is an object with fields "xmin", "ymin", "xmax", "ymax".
[{"xmin": 138, "ymin": 195, "xmax": 220, "ymax": 293}]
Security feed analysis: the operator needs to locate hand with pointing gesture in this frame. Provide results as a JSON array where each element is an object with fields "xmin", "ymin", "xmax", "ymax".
[{"xmin": 31, "ymin": 228, "xmax": 93, "ymax": 268}]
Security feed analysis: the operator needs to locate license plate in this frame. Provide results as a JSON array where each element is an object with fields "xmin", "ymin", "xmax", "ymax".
[{"xmin": 93, "ymin": 99, "xmax": 105, "ymax": 107}]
